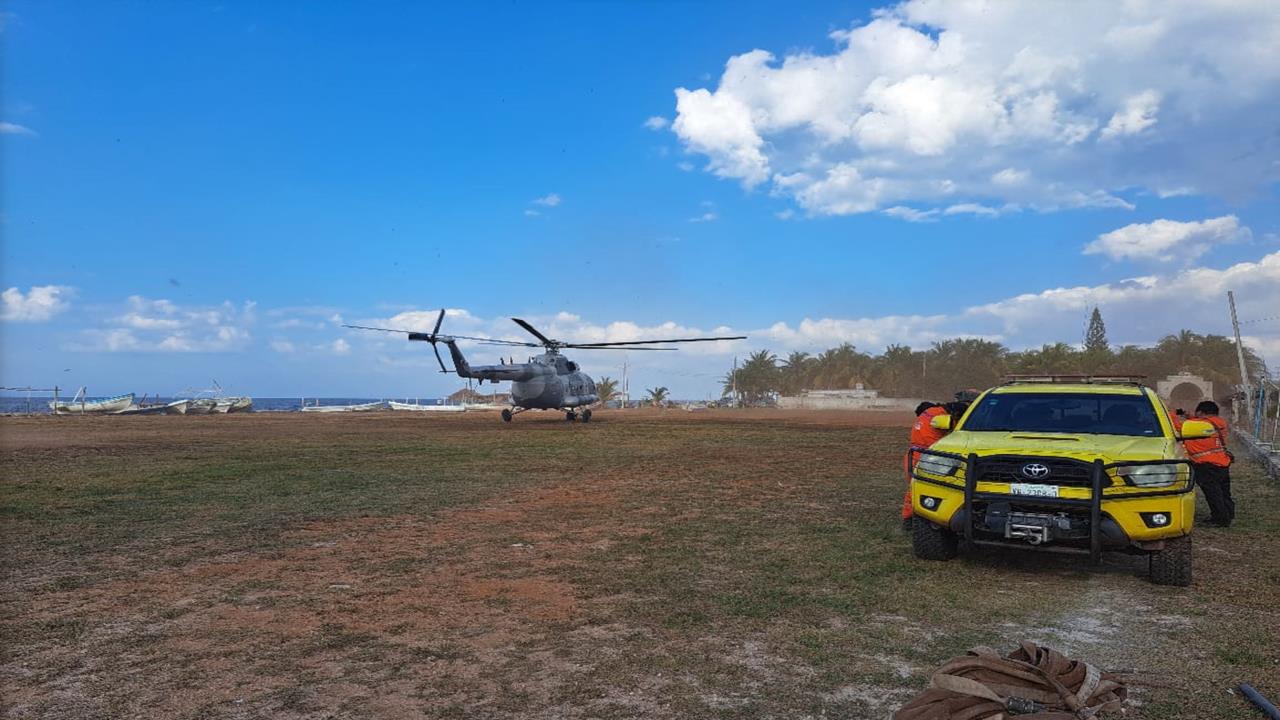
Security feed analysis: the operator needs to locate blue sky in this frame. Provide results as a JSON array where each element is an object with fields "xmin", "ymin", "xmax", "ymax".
[{"xmin": 3, "ymin": 1, "xmax": 1279, "ymax": 398}]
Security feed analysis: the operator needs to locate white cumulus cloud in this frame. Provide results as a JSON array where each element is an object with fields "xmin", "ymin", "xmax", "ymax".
[
  {"xmin": 533, "ymin": 193, "xmax": 561, "ymax": 207},
  {"xmin": 76, "ymin": 296, "xmax": 255, "ymax": 352},
  {"xmin": 1100, "ymin": 90, "xmax": 1162, "ymax": 140},
  {"xmin": 0, "ymin": 122, "xmax": 36, "ymax": 136},
  {"xmin": 644, "ymin": 115, "xmax": 669, "ymax": 130},
  {"xmin": 672, "ymin": 1, "xmax": 1280, "ymax": 216},
  {"xmin": 1, "ymin": 285, "xmax": 73, "ymax": 322},
  {"xmin": 1084, "ymin": 216, "xmax": 1250, "ymax": 263},
  {"xmin": 883, "ymin": 206, "xmax": 939, "ymax": 223}
]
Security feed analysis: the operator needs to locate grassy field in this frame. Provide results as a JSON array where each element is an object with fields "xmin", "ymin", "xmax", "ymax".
[{"xmin": 2, "ymin": 410, "xmax": 1277, "ymax": 719}]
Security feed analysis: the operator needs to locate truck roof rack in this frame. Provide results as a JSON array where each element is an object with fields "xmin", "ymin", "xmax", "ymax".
[{"xmin": 1003, "ymin": 374, "xmax": 1148, "ymax": 386}]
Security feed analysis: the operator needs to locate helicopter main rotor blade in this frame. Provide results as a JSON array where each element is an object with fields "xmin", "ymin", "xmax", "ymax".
[
  {"xmin": 566, "ymin": 335, "xmax": 746, "ymax": 347},
  {"xmin": 342, "ymin": 324, "xmax": 536, "ymax": 346},
  {"xmin": 342, "ymin": 324, "xmax": 416, "ymax": 334},
  {"xmin": 458, "ymin": 337, "xmax": 539, "ymax": 347},
  {"xmin": 511, "ymin": 318, "xmax": 555, "ymax": 345},
  {"xmin": 560, "ymin": 346, "xmax": 676, "ymax": 351}
]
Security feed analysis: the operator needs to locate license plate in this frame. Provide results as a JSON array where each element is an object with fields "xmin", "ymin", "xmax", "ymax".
[{"xmin": 1010, "ymin": 483, "xmax": 1060, "ymax": 498}]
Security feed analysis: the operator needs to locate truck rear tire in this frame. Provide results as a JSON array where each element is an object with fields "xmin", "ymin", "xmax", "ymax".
[
  {"xmin": 1148, "ymin": 535, "xmax": 1192, "ymax": 586},
  {"xmin": 912, "ymin": 517, "xmax": 959, "ymax": 561}
]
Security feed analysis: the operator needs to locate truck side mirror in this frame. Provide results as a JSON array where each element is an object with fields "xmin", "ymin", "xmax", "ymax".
[
  {"xmin": 930, "ymin": 414, "xmax": 953, "ymax": 431},
  {"xmin": 1178, "ymin": 419, "xmax": 1216, "ymax": 439}
]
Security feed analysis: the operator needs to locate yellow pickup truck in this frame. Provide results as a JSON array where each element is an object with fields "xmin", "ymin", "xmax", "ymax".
[{"xmin": 909, "ymin": 376, "xmax": 1218, "ymax": 586}]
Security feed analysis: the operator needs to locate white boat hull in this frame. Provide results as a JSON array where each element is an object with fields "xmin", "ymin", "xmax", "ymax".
[
  {"xmin": 50, "ymin": 393, "xmax": 135, "ymax": 415},
  {"xmin": 164, "ymin": 400, "xmax": 192, "ymax": 415},
  {"xmin": 213, "ymin": 396, "xmax": 252, "ymax": 413},
  {"xmin": 115, "ymin": 404, "xmax": 169, "ymax": 415},
  {"xmin": 301, "ymin": 401, "xmax": 388, "ymax": 413},
  {"xmin": 388, "ymin": 401, "xmax": 465, "ymax": 412},
  {"xmin": 185, "ymin": 398, "xmax": 218, "ymax": 415}
]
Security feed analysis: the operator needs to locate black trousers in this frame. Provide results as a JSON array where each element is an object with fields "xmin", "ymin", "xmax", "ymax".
[{"xmin": 1194, "ymin": 463, "xmax": 1235, "ymax": 525}]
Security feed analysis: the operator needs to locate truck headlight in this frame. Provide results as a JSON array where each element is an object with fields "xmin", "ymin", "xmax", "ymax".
[
  {"xmin": 1117, "ymin": 464, "xmax": 1182, "ymax": 488},
  {"xmin": 917, "ymin": 455, "xmax": 962, "ymax": 477}
]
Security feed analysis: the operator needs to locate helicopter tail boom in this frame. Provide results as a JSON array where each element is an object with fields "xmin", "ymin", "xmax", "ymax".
[{"xmin": 442, "ymin": 339, "xmax": 538, "ymax": 382}]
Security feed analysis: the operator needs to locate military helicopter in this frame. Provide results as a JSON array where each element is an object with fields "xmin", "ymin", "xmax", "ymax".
[{"xmin": 345, "ymin": 310, "xmax": 745, "ymax": 422}]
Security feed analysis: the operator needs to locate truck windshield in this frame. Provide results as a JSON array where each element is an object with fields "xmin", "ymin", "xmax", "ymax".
[{"xmin": 962, "ymin": 392, "xmax": 1162, "ymax": 437}]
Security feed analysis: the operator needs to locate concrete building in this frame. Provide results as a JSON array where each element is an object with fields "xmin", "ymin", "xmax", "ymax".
[{"xmin": 778, "ymin": 385, "xmax": 919, "ymax": 411}]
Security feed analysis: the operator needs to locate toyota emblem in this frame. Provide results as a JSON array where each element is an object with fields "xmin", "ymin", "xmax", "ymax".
[{"xmin": 1021, "ymin": 463, "xmax": 1051, "ymax": 479}]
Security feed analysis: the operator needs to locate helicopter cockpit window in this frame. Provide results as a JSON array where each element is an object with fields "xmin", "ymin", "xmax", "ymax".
[{"xmin": 566, "ymin": 361, "xmax": 578, "ymax": 372}]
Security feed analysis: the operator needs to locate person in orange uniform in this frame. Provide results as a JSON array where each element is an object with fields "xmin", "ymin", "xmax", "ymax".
[
  {"xmin": 903, "ymin": 402, "xmax": 950, "ymax": 530},
  {"xmin": 1171, "ymin": 400, "xmax": 1235, "ymax": 527}
]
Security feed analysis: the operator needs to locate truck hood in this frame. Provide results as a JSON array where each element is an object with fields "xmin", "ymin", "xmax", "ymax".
[{"xmin": 932, "ymin": 431, "xmax": 1177, "ymax": 463}]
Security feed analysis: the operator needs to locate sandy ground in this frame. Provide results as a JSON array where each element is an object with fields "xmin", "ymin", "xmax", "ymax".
[{"xmin": 1, "ymin": 409, "xmax": 1276, "ymax": 719}]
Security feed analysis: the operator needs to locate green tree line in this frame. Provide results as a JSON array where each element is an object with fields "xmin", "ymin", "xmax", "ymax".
[{"xmin": 721, "ymin": 325, "xmax": 1268, "ymax": 403}]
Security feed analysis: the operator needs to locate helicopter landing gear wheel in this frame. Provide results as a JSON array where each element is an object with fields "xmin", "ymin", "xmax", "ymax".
[
  {"xmin": 581, "ymin": 409, "xmax": 592, "ymax": 423},
  {"xmin": 565, "ymin": 410, "xmax": 576, "ymax": 422},
  {"xmin": 501, "ymin": 409, "xmax": 512, "ymax": 423}
]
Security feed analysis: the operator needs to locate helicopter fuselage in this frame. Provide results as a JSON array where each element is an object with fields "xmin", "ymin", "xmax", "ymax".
[{"xmin": 442, "ymin": 340, "xmax": 598, "ymax": 410}]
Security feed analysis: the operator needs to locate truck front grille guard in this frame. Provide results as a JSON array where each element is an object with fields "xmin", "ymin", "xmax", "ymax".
[{"xmin": 911, "ymin": 449, "xmax": 1196, "ymax": 565}]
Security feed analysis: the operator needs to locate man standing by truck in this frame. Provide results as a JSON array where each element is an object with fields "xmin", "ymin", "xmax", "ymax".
[
  {"xmin": 903, "ymin": 402, "xmax": 949, "ymax": 530},
  {"xmin": 1173, "ymin": 400, "xmax": 1235, "ymax": 527}
]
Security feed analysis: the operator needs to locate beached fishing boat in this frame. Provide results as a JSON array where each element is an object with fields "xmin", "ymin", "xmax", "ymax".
[
  {"xmin": 388, "ymin": 401, "xmax": 465, "ymax": 412},
  {"xmin": 214, "ymin": 396, "xmax": 253, "ymax": 413},
  {"xmin": 163, "ymin": 399, "xmax": 192, "ymax": 414},
  {"xmin": 49, "ymin": 391, "xmax": 135, "ymax": 415},
  {"xmin": 301, "ymin": 400, "xmax": 388, "ymax": 413},
  {"xmin": 115, "ymin": 404, "xmax": 169, "ymax": 415},
  {"xmin": 115, "ymin": 396, "xmax": 171, "ymax": 415},
  {"xmin": 185, "ymin": 398, "xmax": 219, "ymax": 415}
]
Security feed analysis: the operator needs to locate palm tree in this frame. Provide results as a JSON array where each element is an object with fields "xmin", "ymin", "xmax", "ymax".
[
  {"xmin": 926, "ymin": 338, "xmax": 1007, "ymax": 397},
  {"xmin": 871, "ymin": 344, "xmax": 919, "ymax": 396},
  {"xmin": 809, "ymin": 344, "xmax": 866, "ymax": 389},
  {"xmin": 737, "ymin": 350, "xmax": 779, "ymax": 402},
  {"xmin": 779, "ymin": 351, "xmax": 813, "ymax": 395},
  {"xmin": 1013, "ymin": 343, "xmax": 1082, "ymax": 375},
  {"xmin": 1157, "ymin": 330, "xmax": 1203, "ymax": 372},
  {"xmin": 595, "ymin": 376, "xmax": 619, "ymax": 405},
  {"xmin": 646, "ymin": 386, "xmax": 669, "ymax": 406}
]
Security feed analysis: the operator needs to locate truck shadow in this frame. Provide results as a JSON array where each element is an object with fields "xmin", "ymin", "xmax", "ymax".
[{"xmin": 957, "ymin": 541, "xmax": 1151, "ymax": 582}]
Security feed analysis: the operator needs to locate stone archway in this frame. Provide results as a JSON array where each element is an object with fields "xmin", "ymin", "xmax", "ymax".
[
  {"xmin": 1168, "ymin": 382, "xmax": 1206, "ymax": 410},
  {"xmin": 1156, "ymin": 373, "xmax": 1213, "ymax": 411}
]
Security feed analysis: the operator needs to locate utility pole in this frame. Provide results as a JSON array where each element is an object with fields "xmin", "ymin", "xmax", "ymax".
[
  {"xmin": 732, "ymin": 356, "xmax": 738, "ymax": 407},
  {"xmin": 1228, "ymin": 290, "xmax": 1253, "ymax": 426}
]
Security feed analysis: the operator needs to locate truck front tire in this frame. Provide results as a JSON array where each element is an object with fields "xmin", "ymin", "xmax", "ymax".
[
  {"xmin": 1148, "ymin": 534, "xmax": 1192, "ymax": 586},
  {"xmin": 912, "ymin": 517, "xmax": 959, "ymax": 561}
]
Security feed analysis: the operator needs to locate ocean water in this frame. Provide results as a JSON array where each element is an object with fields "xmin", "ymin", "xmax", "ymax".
[{"xmin": 0, "ymin": 396, "xmax": 442, "ymax": 415}]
